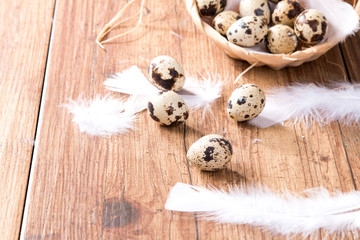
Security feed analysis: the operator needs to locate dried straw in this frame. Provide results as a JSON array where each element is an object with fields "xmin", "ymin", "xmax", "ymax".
[{"xmin": 96, "ymin": 0, "xmax": 146, "ymax": 49}]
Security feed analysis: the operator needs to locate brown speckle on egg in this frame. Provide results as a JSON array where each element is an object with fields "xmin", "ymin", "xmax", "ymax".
[
  {"xmin": 272, "ymin": 0, "xmax": 304, "ymax": 27},
  {"xmin": 227, "ymin": 16, "xmax": 268, "ymax": 47},
  {"xmin": 294, "ymin": 9, "xmax": 328, "ymax": 45},
  {"xmin": 148, "ymin": 102, "xmax": 160, "ymax": 122},
  {"xmin": 227, "ymin": 84, "xmax": 266, "ymax": 121},
  {"xmin": 254, "ymin": 8, "xmax": 264, "ymax": 16},
  {"xmin": 265, "ymin": 24, "xmax": 298, "ymax": 54},
  {"xmin": 148, "ymin": 56, "xmax": 185, "ymax": 91},
  {"xmin": 212, "ymin": 11, "xmax": 241, "ymax": 36},
  {"xmin": 239, "ymin": 0, "xmax": 271, "ymax": 24},
  {"xmin": 147, "ymin": 91, "xmax": 189, "ymax": 126},
  {"xmin": 227, "ymin": 100, "xmax": 233, "ymax": 109},
  {"xmin": 196, "ymin": 0, "xmax": 227, "ymax": 17},
  {"xmin": 187, "ymin": 134, "xmax": 233, "ymax": 171}
]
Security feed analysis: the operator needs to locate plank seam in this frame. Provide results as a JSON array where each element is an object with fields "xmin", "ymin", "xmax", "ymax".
[
  {"xmin": 336, "ymin": 43, "xmax": 358, "ymax": 190},
  {"xmin": 337, "ymin": 122, "xmax": 358, "ymax": 190},
  {"xmin": 174, "ymin": 0, "xmax": 199, "ymax": 237},
  {"xmin": 18, "ymin": 0, "xmax": 58, "ymax": 239},
  {"xmin": 183, "ymin": 123, "xmax": 200, "ymax": 240},
  {"xmin": 338, "ymin": 44, "xmax": 353, "ymax": 83}
]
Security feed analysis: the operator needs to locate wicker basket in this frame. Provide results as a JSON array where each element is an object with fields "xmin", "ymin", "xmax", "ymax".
[{"xmin": 186, "ymin": 0, "xmax": 360, "ymax": 70}]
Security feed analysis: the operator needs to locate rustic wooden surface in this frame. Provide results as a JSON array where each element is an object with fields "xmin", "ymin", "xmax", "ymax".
[
  {"xmin": 0, "ymin": 0, "xmax": 55, "ymax": 239},
  {"xmin": 0, "ymin": 0, "xmax": 359, "ymax": 239}
]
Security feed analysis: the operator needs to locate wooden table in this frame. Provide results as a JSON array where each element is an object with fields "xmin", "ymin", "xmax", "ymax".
[{"xmin": 1, "ymin": 0, "xmax": 360, "ymax": 239}]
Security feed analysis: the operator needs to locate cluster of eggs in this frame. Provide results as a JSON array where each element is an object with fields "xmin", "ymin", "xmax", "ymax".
[
  {"xmin": 196, "ymin": 0, "xmax": 329, "ymax": 54},
  {"xmin": 187, "ymin": 82, "xmax": 266, "ymax": 171},
  {"xmin": 145, "ymin": 55, "xmax": 267, "ymax": 171},
  {"xmin": 146, "ymin": 56, "xmax": 189, "ymax": 126}
]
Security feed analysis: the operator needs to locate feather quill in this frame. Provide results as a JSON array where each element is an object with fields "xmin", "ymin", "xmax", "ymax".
[
  {"xmin": 166, "ymin": 183, "xmax": 360, "ymax": 238},
  {"xmin": 64, "ymin": 95, "xmax": 146, "ymax": 136},
  {"xmin": 104, "ymin": 65, "xmax": 223, "ymax": 114},
  {"xmin": 249, "ymin": 83, "xmax": 360, "ymax": 128}
]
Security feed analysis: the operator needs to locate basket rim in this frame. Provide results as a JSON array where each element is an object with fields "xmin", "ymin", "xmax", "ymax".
[{"xmin": 185, "ymin": 0, "xmax": 357, "ymax": 69}]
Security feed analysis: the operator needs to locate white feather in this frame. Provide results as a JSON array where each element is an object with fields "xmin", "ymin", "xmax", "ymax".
[
  {"xmin": 166, "ymin": 183, "xmax": 360, "ymax": 238},
  {"xmin": 66, "ymin": 67, "xmax": 223, "ymax": 136},
  {"xmin": 249, "ymin": 83, "xmax": 360, "ymax": 128},
  {"xmin": 64, "ymin": 95, "xmax": 147, "ymax": 136},
  {"xmin": 104, "ymin": 66, "xmax": 223, "ymax": 115},
  {"xmin": 179, "ymin": 73, "xmax": 223, "ymax": 114},
  {"xmin": 104, "ymin": 65, "xmax": 159, "ymax": 97}
]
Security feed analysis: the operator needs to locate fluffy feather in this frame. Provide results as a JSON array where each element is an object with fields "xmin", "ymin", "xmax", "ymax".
[
  {"xmin": 104, "ymin": 65, "xmax": 223, "ymax": 115},
  {"xmin": 179, "ymin": 72, "xmax": 223, "ymax": 116},
  {"xmin": 104, "ymin": 65, "xmax": 159, "ymax": 97},
  {"xmin": 249, "ymin": 83, "xmax": 360, "ymax": 128},
  {"xmin": 166, "ymin": 183, "xmax": 360, "ymax": 238},
  {"xmin": 64, "ymin": 95, "xmax": 147, "ymax": 136}
]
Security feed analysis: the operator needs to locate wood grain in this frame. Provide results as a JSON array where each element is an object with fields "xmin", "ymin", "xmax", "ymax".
[
  {"xmin": 19, "ymin": 0, "xmax": 360, "ymax": 239},
  {"xmin": 20, "ymin": 0, "xmax": 197, "ymax": 239},
  {"xmin": 182, "ymin": 48, "xmax": 359, "ymax": 239},
  {"xmin": 339, "ymin": 31, "xmax": 360, "ymax": 190},
  {"xmin": 0, "ymin": 0, "xmax": 55, "ymax": 239}
]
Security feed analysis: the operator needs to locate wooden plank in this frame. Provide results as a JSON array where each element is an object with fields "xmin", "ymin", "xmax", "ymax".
[
  {"xmin": 0, "ymin": 0, "xmax": 55, "ymax": 239},
  {"xmin": 341, "ymin": 31, "xmax": 360, "ymax": 82},
  {"xmin": 177, "ymin": 2, "xmax": 359, "ymax": 238},
  {"xmin": 20, "ymin": 0, "xmax": 197, "ymax": 239},
  {"xmin": 19, "ymin": 0, "xmax": 106, "ymax": 238},
  {"xmin": 182, "ymin": 48, "xmax": 358, "ymax": 239},
  {"xmin": 339, "ymin": 31, "xmax": 360, "ymax": 189},
  {"xmin": 21, "ymin": 0, "xmax": 359, "ymax": 240}
]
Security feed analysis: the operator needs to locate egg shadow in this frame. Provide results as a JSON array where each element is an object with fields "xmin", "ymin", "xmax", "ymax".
[
  {"xmin": 200, "ymin": 168, "xmax": 247, "ymax": 187},
  {"xmin": 157, "ymin": 122, "xmax": 186, "ymax": 136}
]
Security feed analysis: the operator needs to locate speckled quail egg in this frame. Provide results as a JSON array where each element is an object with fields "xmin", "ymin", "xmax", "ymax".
[
  {"xmin": 265, "ymin": 24, "xmax": 298, "ymax": 54},
  {"xmin": 148, "ymin": 56, "xmax": 185, "ymax": 92},
  {"xmin": 227, "ymin": 16, "xmax": 268, "ymax": 47},
  {"xmin": 187, "ymin": 134, "xmax": 233, "ymax": 171},
  {"xmin": 294, "ymin": 9, "xmax": 329, "ymax": 45},
  {"xmin": 196, "ymin": 0, "xmax": 227, "ymax": 17},
  {"xmin": 227, "ymin": 84, "xmax": 265, "ymax": 121},
  {"xmin": 147, "ymin": 91, "xmax": 189, "ymax": 126},
  {"xmin": 239, "ymin": 0, "xmax": 271, "ymax": 24},
  {"xmin": 272, "ymin": 0, "xmax": 304, "ymax": 27},
  {"xmin": 213, "ymin": 11, "xmax": 241, "ymax": 36}
]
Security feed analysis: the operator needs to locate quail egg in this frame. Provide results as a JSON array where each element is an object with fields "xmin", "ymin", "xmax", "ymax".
[
  {"xmin": 227, "ymin": 84, "xmax": 265, "ymax": 121},
  {"xmin": 148, "ymin": 91, "xmax": 189, "ymax": 126},
  {"xmin": 265, "ymin": 24, "xmax": 298, "ymax": 54},
  {"xmin": 196, "ymin": 0, "xmax": 227, "ymax": 17},
  {"xmin": 272, "ymin": 0, "xmax": 305, "ymax": 27},
  {"xmin": 239, "ymin": 0, "xmax": 271, "ymax": 24},
  {"xmin": 187, "ymin": 134, "xmax": 233, "ymax": 171},
  {"xmin": 148, "ymin": 56, "xmax": 185, "ymax": 92},
  {"xmin": 213, "ymin": 11, "xmax": 241, "ymax": 36},
  {"xmin": 294, "ymin": 9, "xmax": 329, "ymax": 45},
  {"xmin": 227, "ymin": 16, "xmax": 268, "ymax": 47}
]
